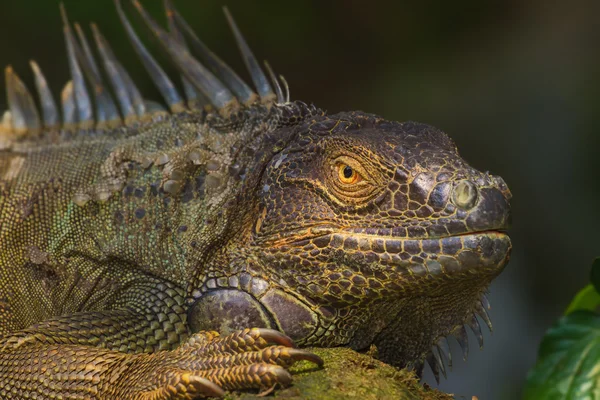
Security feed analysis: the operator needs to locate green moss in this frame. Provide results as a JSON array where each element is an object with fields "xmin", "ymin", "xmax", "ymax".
[{"xmin": 225, "ymin": 347, "xmax": 453, "ymax": 400}]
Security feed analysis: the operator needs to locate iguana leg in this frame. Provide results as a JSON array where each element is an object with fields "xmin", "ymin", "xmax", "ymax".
[
  {"xmin": 0, "ymin": 327, "xmax": 322, "ymax": 399},
  {"xmin": 2, "ymin": 307, "xmax": 188, "ymax": 353}
]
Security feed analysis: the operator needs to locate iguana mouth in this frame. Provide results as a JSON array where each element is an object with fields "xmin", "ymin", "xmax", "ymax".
[
  {"xmin": 342, "ymin": 227, "xmax": 508, "ymax": 239},
  {"xmin": 283, "ymin": 227, "xmax": 511, "ymax": 277},
  {"xmin": 345, "ymin": 226, "xmax": 509, "ymax": 237}
]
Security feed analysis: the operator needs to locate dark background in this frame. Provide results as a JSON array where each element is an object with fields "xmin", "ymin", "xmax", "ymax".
[{"xmin": 2, "ymin": 1, "xmax": 600, "ymax": 398}]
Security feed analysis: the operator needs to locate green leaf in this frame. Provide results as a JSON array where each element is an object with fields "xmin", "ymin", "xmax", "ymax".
[
  {"xmin": 565, "ymin": 285, "xmax": 600, "ymax": 315},
  {"xmin": 591, "ymin": 258, "xmax": 600, "ymax": 294},
  {"xmin": 524, "ymin": 310, "xmax": 600, "ymax": 400}
]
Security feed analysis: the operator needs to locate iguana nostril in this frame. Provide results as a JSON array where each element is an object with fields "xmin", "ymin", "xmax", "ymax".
[{"xmin": 452, "ymin": 180, "xmax": 478, "ymax": 210}]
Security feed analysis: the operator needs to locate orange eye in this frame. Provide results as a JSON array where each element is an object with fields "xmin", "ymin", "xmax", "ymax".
[{"xmin": 338, "ymin": 164, "xmax": 361, "ymax": 184}]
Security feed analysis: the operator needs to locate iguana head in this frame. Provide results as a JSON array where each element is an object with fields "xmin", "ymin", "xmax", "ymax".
[{"xmin": 245, "ymin": 109, "xmax": 512, "ymax": 371}]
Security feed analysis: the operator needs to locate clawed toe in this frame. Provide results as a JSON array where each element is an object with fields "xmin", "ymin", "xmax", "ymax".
[
  {"xmin": 284, "ymin": 348, "xmax": 324, "ymax": 367},
  {"xmin": 253, "ymin": 328, "xmax": 295, "ymax": 348},
  {"xmin": 184, "ymin": 328, "xmax": 297, "ymax": 357},
  {"xmin": 183, "ymin": 375, "xmax": 225, "ymax": 398},
  {"xmin": 142, "ymin": 369, "xmax": 226, "ymax": 399},
  {"xmin": 202, "ymin": 363, "xmax": 292, "ymax": 392}
]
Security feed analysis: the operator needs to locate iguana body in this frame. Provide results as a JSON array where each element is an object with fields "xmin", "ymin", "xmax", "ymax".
[{"xmin": 0, "ymin": 1, "xmax": 512, "ymax": 398}]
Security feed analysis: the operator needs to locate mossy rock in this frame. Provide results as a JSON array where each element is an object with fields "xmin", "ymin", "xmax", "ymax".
[{"xmin": 225, "ymin": 347, "xmax": 453, "ymax": 400}]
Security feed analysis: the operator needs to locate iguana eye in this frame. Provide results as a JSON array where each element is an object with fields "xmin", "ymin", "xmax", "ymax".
[
  {"xmin": 328, "ymin": 156, "xmax": 378, "ymax": 204},
  {"xmin": 337, "ymin": 164, "xmax": 362, "ymax": 184}
]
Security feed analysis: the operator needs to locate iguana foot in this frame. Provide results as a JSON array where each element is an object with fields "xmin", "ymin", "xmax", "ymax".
[{"xmin": 141, "ymin": 328, "xmax": 323, "ymax": 399}]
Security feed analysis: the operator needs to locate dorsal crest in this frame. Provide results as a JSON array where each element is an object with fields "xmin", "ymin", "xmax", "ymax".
[{"xmin": 0, "ymin": 0, "xmax": 291, "ymax": 145}]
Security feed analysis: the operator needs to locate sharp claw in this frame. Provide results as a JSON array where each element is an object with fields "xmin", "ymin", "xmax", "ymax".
[
  {"xmin": 153, "ymin": 370, "xmax": 226, "ymax": 399},
  {"xmin": 257, "ymin": 385, "xmax": 277, "ymax": 397},
  {"xmin": 286, "ymin": 348, "xmax": 324, "ymax": 367},
  {"xmin": 272, "ymin": 365, "xmax": 293, "ymax": 387},
  {"xmin": 254, "ymin": 328, "xmax": 295, "ymax": 348},
  {"xmin": 188, "ymin": 375, "xmax": 226, "ymax": 398}
]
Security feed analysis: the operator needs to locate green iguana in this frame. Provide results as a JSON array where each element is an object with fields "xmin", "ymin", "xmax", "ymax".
[{"xmin": 0, "ymin": 1, "xmax": 512, "ymax": 398}]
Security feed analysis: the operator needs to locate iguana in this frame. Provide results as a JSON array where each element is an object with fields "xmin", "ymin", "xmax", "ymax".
[{"xmin": 0, "ymin": 1, "xmax": 512, "ymax": 398}]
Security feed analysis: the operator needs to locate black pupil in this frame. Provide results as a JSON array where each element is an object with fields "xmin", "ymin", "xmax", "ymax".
[{"xmin": 343, "ymin": 165, "xmax": 353, "ymax": 179}]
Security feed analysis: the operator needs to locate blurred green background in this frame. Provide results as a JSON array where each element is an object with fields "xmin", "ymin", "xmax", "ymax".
[{"xmin": 2, "ymin": 0, "xmax": 600, "ymax": 398}]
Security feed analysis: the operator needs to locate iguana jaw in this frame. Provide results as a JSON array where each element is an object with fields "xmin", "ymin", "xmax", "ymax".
[
  {"xmin": 343, "ymin": 230, "xmax": 511, "ymax": 373},
  {"xmin": 303, "ymin": 229, "xmax": 511, "ymax": 279},
  {"xmin": 267, "ymin": 224, "xmax": 511, "ymax": 284},
  {"xmin": 241, "ymin": 226, "xmax": 511, "ymax": 362}
]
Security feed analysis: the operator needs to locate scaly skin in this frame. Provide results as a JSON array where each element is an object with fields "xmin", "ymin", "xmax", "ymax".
[{"xmin": 0, "ymin": 3, "xmax": 511, "ymax": 399}]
